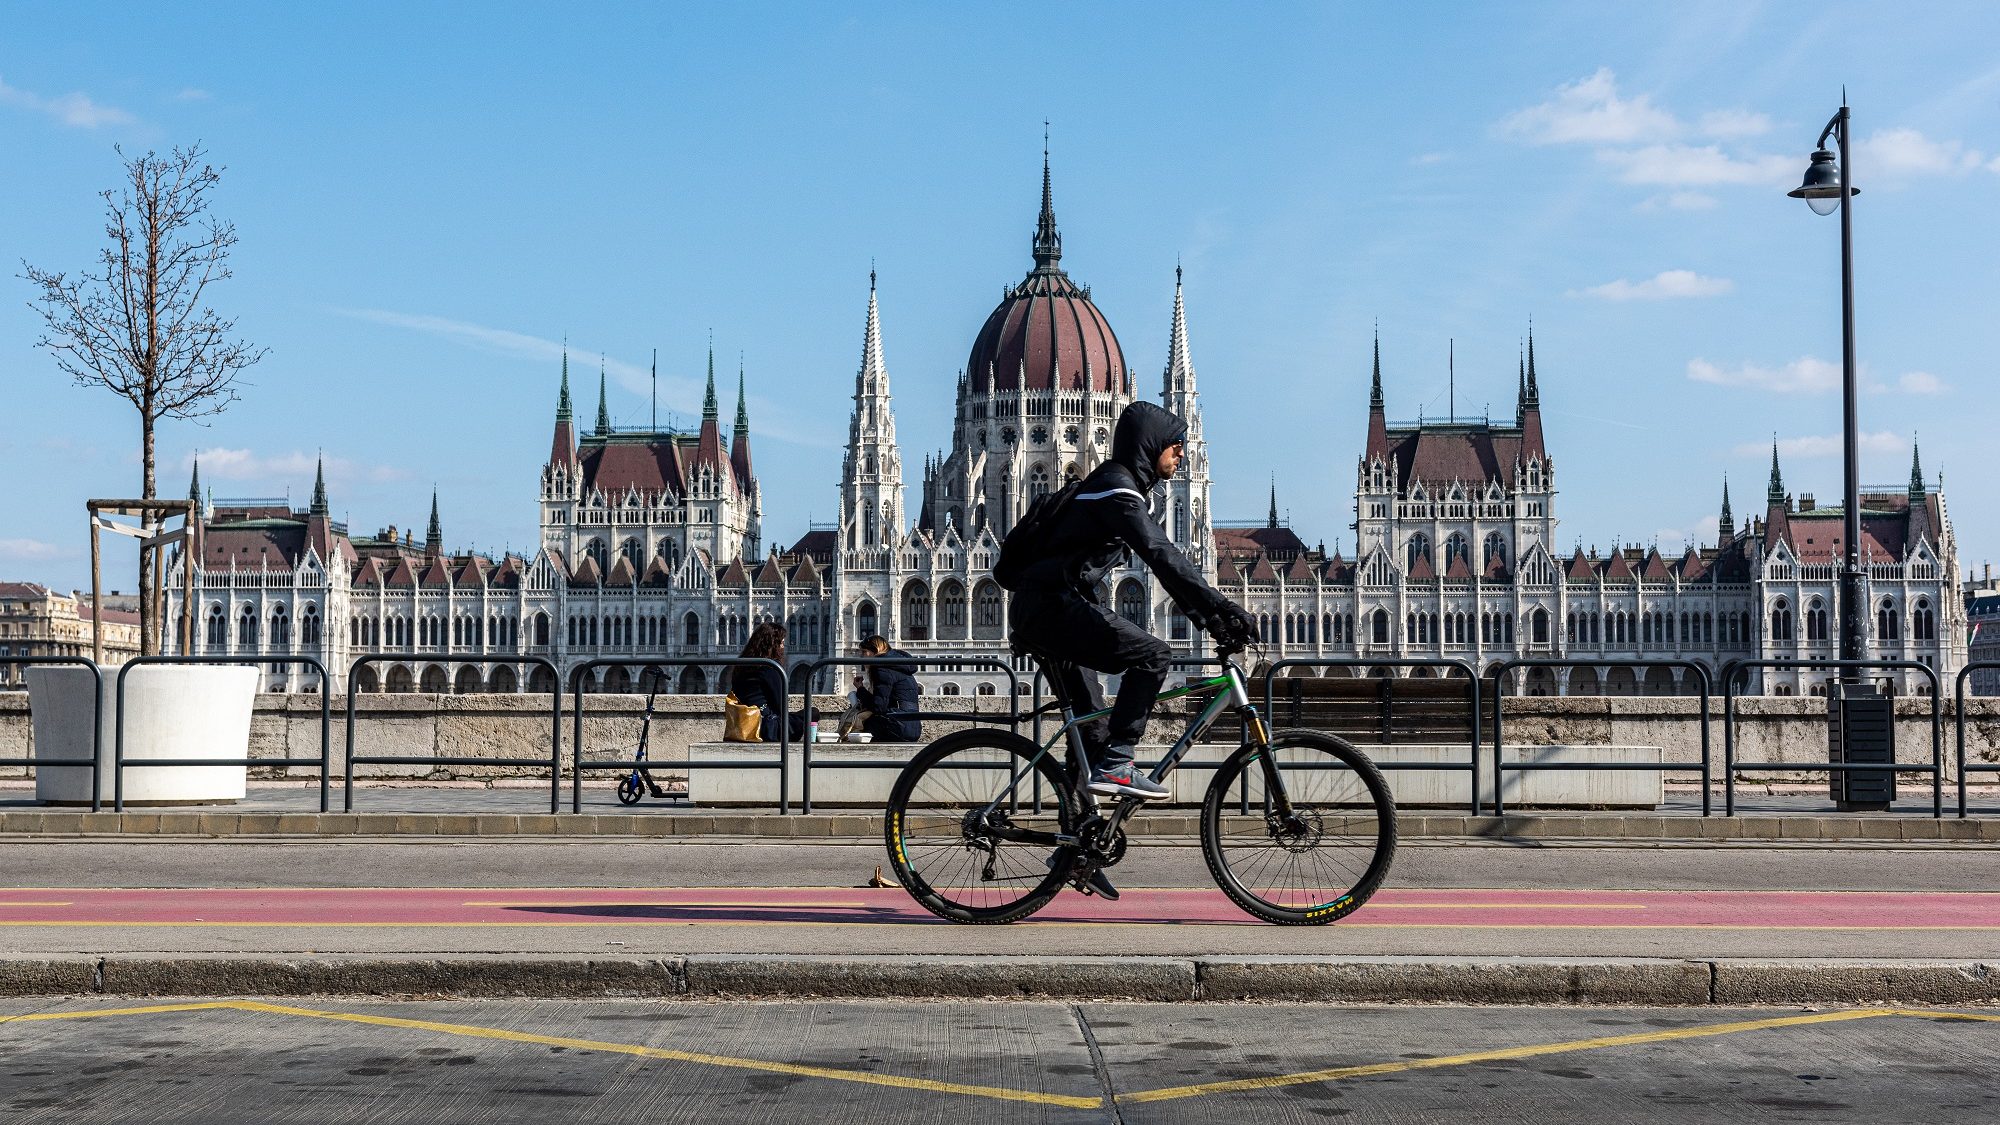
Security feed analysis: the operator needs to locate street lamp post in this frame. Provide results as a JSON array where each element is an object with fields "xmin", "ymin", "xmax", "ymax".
[
  {"xmin": 1788, "ymin": 101, "xmax": 1863, "ymax": 679},
  {"xmin": 1791, "ymin": 99, "xmax": 1893, "ymax": 811}
]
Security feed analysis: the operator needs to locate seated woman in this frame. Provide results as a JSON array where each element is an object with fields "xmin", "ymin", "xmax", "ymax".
[
  {"xmin": 731, "ymin": 622, "xmax": 815, "ymax": 743},
  {"xmin": 856, "ymin": 634, "xmax": 922, "ymax": 742}
]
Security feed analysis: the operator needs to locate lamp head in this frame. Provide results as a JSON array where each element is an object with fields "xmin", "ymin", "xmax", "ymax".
[{"xmin": 1788, "ymin": 147, "xmax": 1854, "ymax": 216}]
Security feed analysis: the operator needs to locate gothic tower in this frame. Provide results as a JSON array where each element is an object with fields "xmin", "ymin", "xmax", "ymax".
[
  {"xmin": 1159, "ymin": 265, "xmax": 1214, "ymax": 569},
  {"xmin": 840, "ymin": 272, "xmax": 905, "ymax": 552}
]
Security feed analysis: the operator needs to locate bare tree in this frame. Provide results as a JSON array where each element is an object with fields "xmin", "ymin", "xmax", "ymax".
[{"xmin": 23, "ymin": 144, "xmax": 265, "ymax": 655}]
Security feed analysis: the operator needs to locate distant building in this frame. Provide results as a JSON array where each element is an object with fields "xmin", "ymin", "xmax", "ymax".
[
  {"xmin": 164, "ymin": 155, "xmax": 1965, "ymax": 697},
  {"xmin": 1965, "ymin": 565, "xmax": 2000, "ymax": 696},
  {"xmin": 0, "ymin": 583, "xmax": 142, "ymax": 687}
]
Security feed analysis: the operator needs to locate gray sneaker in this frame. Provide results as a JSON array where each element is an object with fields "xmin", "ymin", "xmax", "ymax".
[{"xmin": 1087, "ymin": 765, "xmax": 1170, "ymax": 802}]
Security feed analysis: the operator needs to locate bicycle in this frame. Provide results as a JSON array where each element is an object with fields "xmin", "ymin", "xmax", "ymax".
[{"xmin": 882, "ymin": 638, "xmax": 1397, "ymax": 926}]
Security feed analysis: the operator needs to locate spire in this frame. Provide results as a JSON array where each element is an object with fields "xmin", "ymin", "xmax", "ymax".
[
  {"xmin": 188, "ymin": 458, "xmax": 202, "ymax": 504},
  {"xmin": 1525, "ymin": 324, "xmax": 1540, "ymax": 405},
  {"xmin": 310, "ymin": 455, "xmax": 328, "ymax": 518},
  {"xmin": 594, "ymin": 358, "xmax": 610, "ymax": 435},
  {"xmin": 1909, "ymin": 436, "xmax": 1925, "ymax": 497},
  {"xmin": 734, "ymin": 356, "xmax": 750, "ymax": 434},
  {"xmin": 1031, "ymin": 125, "xmax": 1062, "ymax": 271},
  {"xmin": 702, "ymin": 341, "xmax": 719, "ymax": 421},
  {"xmin": 1767, "ymin": 439, "xmax": 1786, "ymax": 505},
  {"xmin": 859, "ymin": 271, "xmax": 886, "ymax": 389},
  {"xmin": 1516, "ymin": 343, "xmax": 1527, "ymax": 420},
  {"xmin": 1268, "ymin": 478, "xmax": 1279, "ymax": 529},
  {"xmin": 1717, "ymin": 477, "xmax": 1734, "ymax": 544},
  {"xmin": 425, "ymin": 488, "xmax": 442, "ymax": 557},
  {"xmin": 1369, "ymin": 326, "xmax": 1384, "ymax": 410},
  {"xmin": 1162, "ymin": 262, "xmax": 1195, "ymax": 398},
  {"xmin": 556, "ymin": 344, "xmax": 572, "ymax": 421}
]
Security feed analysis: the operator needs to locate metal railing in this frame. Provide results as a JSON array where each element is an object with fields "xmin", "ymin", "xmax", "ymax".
[
  {"xmin": 1954, "ymin": 662, "xmax": 2000, "ymax": 818},
  {"xmin": 1719, "ymin": 658, "xmax": 1943, "ymax": 818},
  {"xmin": 0, "ymin": 657, "xmax": 105, "ymax": 811},
  {"xmin": 1488, "ymin": 658, "xmax": 1713, "ymax": 817},
  {"xmin": 1261, "ymin": 658, "xmax": 1484, "ymax": 816},
  {"xmin": 114, "ymin": 656, "xmax": 332, "ymax": 812},
  {"xmin": 795, "ymin": 655, "xmax": 1021, "ymax": 814},
  {"xmin": 343, "ymin": 654, "xmax": 563, "ymax": 813},
  {"xmin": 568, "ymin": 657, "xmax": 789, "ymax": 813}
]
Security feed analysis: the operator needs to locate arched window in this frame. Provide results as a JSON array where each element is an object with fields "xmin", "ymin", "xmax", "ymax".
[
  {"xmin": 1770, "ymin": 598, "xmax": 1793, "ymax": 642},
  {"xmin": 1806, "ymin": 597, "xmax": 1828, "ymax": 642},
  {"xmin": 1444, "ymin": 533, "xmax": 1469, "ymax": 571},
  {"xmin": 936, "ymin": 580, "xmax": 968, "ymax": 640},
  {"xmin": 237, "ymin": 604, "xmax": 259, "ymax": 647},
  {"xmin": 940, "ymin": 682, "xmax": 960, "ymax": 696},
  {"xmin": 585, "ymin": 538, "xmax": 608, "ymax": 570},
  {"xmin": 856, "ymin": 600, "xmax": 878, "ymax": 640},
  {"xmin": 862, "ymin": 501, "xmax": 876, "ymax": 547},
  {"xmin": 1371, "ymin": 608, "xmax": 1389, "ymax": 644},
  {"xmin": 301, "ymin": 604, "xmax": 320, "ymax": 645},
  {"xmin": 1028, "ymin": 463, "xmax": 1050, "ymax": 501},
  {"xmin": 1914, "ymin": 598, "xmax": 1935, "ymax": 641},
  {"xmin": 1878, "ymin": 599, "xmax": 1900, "ymax": 641},
  {"xmin": 682, "ymin": 611, "xmax": 701, "ymax": 647},
  {"xmin": 1530, "ymin": 607, "xmax": 1548, "ymax": 644},
  {"xmin": 974, "ymin": 582, "xmax": 1003, "ymax": 637},
  {"xmin": 1172, "ymin": 501, "xmax": 1188, "ymax": 542},
  {"xmin": 1169, "ymin": 607, "xmax": 1190, "ymax": 641},
  {"xmin": 269, "ymin": 605, "xmax": 291, "ymax": 647},
  {"xmin": 1483, "ymin": 532, "xmax": 1507, "ymax": 570},
  {"xmin": 900, "ymin": 582, "xmax": 931, "ymax": 641},
  {"xmin": 1116, "ymin": 580, "xmax": 1147, "ymax": 629},
  {"xmin": 620, "ymin": 537, "xmax": 643, "ymax": 569},
  {"xmin": 206, "ymin": 604, "xmax": 226, "ymax": 647},
  {"xmin": 1406, "ymin": 533, "xmax": 1432, "ymax": 572}
]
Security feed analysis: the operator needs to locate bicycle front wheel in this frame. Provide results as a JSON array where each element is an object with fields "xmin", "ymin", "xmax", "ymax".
[
  {"xmin": 1200, "ymin": 730, "xmax": 1396, "ymax": 926},
  {"xmin": 884, "ymin": 729, "xmax": 1079, "ymax": 925}
]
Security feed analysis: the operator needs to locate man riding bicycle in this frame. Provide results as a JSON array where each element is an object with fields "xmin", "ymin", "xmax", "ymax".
[{"xmin": 1007, "ymin": 401, "xmax": 1259, "ymax": 806}]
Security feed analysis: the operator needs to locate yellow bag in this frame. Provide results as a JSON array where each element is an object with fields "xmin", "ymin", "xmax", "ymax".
[{"xmin": 723, "ymin": 693, "xmax": 763, "ymax": 742}]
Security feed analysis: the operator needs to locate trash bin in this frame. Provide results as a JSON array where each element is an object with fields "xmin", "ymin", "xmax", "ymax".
[{"xmin": 1827, "ymin": 682, "xmax": 1895, "ymax": 811}]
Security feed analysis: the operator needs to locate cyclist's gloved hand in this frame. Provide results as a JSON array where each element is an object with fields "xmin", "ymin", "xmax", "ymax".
[{"xmin": 1209, "ymin": 601, "xmax": 1258, "ymax": 651}]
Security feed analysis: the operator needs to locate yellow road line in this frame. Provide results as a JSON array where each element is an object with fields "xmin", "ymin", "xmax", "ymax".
[
  {"xmin": 0, "ymin": 1001, "xmax": 240, "ymax": 1024},
  {"xmin": 1122, "ymin": 1009, "xmax": 1904, "ymax": 1104},
  {"xmin": 226, "ymin": 1001, "xmax": 1101, "ymax": 1109}
]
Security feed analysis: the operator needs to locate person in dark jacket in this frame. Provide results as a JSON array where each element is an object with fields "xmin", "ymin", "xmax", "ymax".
[
  {"xmin": 1010, "ymin": 401, "xmax": 1257, "ymax": 804},
  {"xmin": 857, "ymin": 634, "xmax": 922, "ymax": 741},
  {"xmin": 732, "ymin": 622, "xmax": 814, "ymax": 743}
]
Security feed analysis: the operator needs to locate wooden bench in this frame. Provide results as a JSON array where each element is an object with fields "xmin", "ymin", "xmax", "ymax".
[{"xmin": 1243, "ymin": 675, "xmax": 1481, "ymax": 745}]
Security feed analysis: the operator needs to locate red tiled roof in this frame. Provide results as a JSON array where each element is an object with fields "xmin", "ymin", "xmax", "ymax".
[
  {"xmin": 578, "ymin": 437, "xmax": 690, "ymax": 498},
  {"xmin": 1445, "ymin": 553, "xmax": 1473, "ymax": 580},
  {"xmin": 384, "ymin": 557, "xmax": 417, "ymax": 589},
  {"xmin": 1565, "ymin": 548, "xmax": 1594, "ymax": 580},
  {"xmin": 606, "ymin": 555, "xmax": 637, "ymax": 586},
  {"xmin": 1677, "ymin": 548, "xmax": 1708, "ymax": 581},
  {"xmin": 1385, "ymin": 424, "xmax": 1527, "ymax": 490},
  {"xmin": 754, "ymin": 558, "xmax": 785, "ymax": 588},
  {"xmin": 643, "ymin": 557, "xmax": 674, "ymax": 588},
  {"xmin": 570, "ymin": 555, "xmax": 601, "ymax": 586},
  {"xmin": 1406, "ymin": 552, "xmax": 1437, "ymax": 581},
  {"xmin": 1212, "ymin": 526, "xmax": 1310, "ymax": 559},
  {"xmin": 419, "ymin": 558, "xmax": 452, "ymax": 588},
  {"xmin": 1639, "ymin": 548, "xmax": 1672, "ymax": 581},
  {"xmin": 717, "ymin": 559, "xmax": 750, "ymax": 588}
]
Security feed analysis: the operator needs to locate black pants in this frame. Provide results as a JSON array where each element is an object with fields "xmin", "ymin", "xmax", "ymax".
[{"xmin": 1011, "ymin": 589, "xmax": 1172, "ymax": 773}]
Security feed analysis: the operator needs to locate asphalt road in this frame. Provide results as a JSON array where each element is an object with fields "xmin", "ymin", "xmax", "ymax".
[{"xmin": 4, "ymin": 998, "xmax": 1997, "ymax": 1123}]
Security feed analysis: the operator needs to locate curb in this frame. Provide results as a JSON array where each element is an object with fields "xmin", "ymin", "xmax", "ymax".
[
  {"xmin": 1, "ymin": 810, "xmax": 1995, "ymax": 842},
  {"xmin": 4, "ymin": 955, "xmax": 1997, "ymax": 1006}
]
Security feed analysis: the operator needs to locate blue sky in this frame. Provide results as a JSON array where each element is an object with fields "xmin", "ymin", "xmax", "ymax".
[{"xmin": 5, "ymin": 2, "xmax": 1997, "ymax": 591}]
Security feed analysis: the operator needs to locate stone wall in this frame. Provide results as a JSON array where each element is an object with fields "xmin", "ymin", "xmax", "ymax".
[{"xmin": 1, "ymin": 691, "xmax": 1996, "ymax": 780}]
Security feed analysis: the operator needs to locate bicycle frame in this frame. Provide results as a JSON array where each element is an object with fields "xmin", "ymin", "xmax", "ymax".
[{"xmin": 978, "ymin": 654, "xmax": 1285, "ymax": 845}]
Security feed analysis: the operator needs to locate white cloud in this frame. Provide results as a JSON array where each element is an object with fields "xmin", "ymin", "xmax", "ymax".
[
  {"xmin": 1601, "ymin": 144, "xmax": 1793, "ymax": 188},
  {"xmin": 1857, "ymin": 127, "xmax": 1989, "ymax": 178},
  {"xmin": 330, "ymin": 307, "xmax": 693, "ymax": 406},
  {"xmin": 173, "ymin": 87, "xmax": 212, "ymax": 102},
  {"xmin": 0, "ymin": 73, "xmax": 136, "ymax": 129},
  {"xmin": 1500, "ymin": 68, "xmax": 1680, "ymax": 146},
  {"xmin": 1735, "ymin": 433, "xmax": 1903, "ymax": 459},
  {"xmin": 1688, "ymin": 356, "xmax": 1840, "ymax": 393},
  {"xmin": 1411, "ymin": 151, "xmax": 1449, "ymax": 165},
  {"xmin": 1652, "ymin": 515, "xmax": 1722, "ymax": 549},
  {"xmin": 1697, "ymin": 109, "xmax": 1772, "ymax": 139},
  {"xmin": 0, "ymin": 538, "xmax": 66, "ymax": 560},
  {"xmin": 1573, "ymin": 269, "xmax": 1732, "ymax": 301},
  {"xmin": 1898, "ymin": 370, "xmax": 1948, "ymax": 394},
  {"xmin": 187, "ymin": 448, "xmax": 407, "ymax": 485}
]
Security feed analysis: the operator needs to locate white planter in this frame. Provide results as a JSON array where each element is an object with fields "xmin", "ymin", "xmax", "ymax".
[{"xmin": 27, "ymin": 664, "xmax": 257, "ymax": 806}]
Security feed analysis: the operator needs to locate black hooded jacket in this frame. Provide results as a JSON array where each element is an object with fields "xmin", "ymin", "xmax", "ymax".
[{"xmin": 1013, "ymin": 402, "xmax": 1227, "ymax": 622}]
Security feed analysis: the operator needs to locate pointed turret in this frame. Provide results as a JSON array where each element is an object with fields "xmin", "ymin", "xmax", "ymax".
[
  {"xmin": 1764, "ymin": 440, "xmax": 1793, "ymax": 547},
  {"xmin": 594, "ymin": 359, "xmax": 611, "ymax": 435},
  {"xmin": 1031, "ymin": 132, "xmax": 1062, "ymax": 271},
  {"xmin": 1162, "ymin": 262, "xmax": 1196, "ymax": 400},
  {"xmin": 696, "ymin": 341, "xmax": 725, "ymax": 476},
  {"xmin": 1767, "ymin": 440, "xmax": 1786, "ymax": 506},
  {"xmin": 1155, "ymin": 264, "xmax": 1213, "ymax": 564},
  {"xmin": 1515, "ymin": 345, "xmax": 1526, "ymax": 423},
  {"xmin": 730, "ymin": 357, "xmax": 754, "ymax": 488},
  {"xmin": 1364, "ymin": 328, "xmax": 1389, "ymax": 460},
  {"xmin": 188, "ymin": 459, "xmax": 203, "ymax": 506},
  {"xmin": 1520, "ymin": 325, "xmax": 1546, "ymax": 458},
  {"xmin": 310, "ymin": 456, "xmax": 329, "ymax": 518},
  {"xmin": 1717, "ymin": 477, "xmax": 1734, "ymax": 546},
  {"xmin": 843, "ymin": 270, "xmax": 904, "ymax": 549},
  {"xmin": 425, "ymin": 488, "xmax": 442, "ymax": 558},
  {"xmin": 549, "ymin": 347, "xmax": 577, "ymax": 467},
  {"xmin": 1267, "ymin": 479, "xmax": 1280, "ymax": 529},
  {"xmin": 1909, "ymin": 437, "xmax": 1925, "ymax": 498},
  {"xmin": 1906, "ymin": 437, "xmax": 1933, "ymax": 555}
]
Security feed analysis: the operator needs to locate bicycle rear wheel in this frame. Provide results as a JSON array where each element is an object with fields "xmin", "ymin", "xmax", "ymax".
[
  {"xmin": 884, "ymin": 729, "xmax": 1079, "ymax": 925},
  {"xmin": 1200, "ymin": 729, "xmax": 1396, "ymax": 926}
]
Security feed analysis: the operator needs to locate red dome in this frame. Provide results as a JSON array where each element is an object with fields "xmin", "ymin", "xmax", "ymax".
[
  {"xmin": 965, "ymin": 158, "xmax": 1127, "ymax": 395},
  {"xmin": 966, "ymin": 269, "xmax": 1127, "ymax": 394}
]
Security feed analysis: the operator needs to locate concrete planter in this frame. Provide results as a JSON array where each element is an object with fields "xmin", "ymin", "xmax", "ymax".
[{"xmin": 27, "ymin": 665, "xmax": 257, "ymax": 805}]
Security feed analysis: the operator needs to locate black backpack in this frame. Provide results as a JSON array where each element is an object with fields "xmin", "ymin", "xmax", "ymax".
[{"xmin": 992, "ymin": 480, "xmax": 1084, "ymax": 591}]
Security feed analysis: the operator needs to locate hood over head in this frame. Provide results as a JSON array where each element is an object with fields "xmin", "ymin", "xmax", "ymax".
[
  {"xmin": 1110, "ymin": 401, "xmax": 1188, "ymax": 492},
  {"xmin": 878, "ymin": 647, "xmax": 919, "ymax": 675}
]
